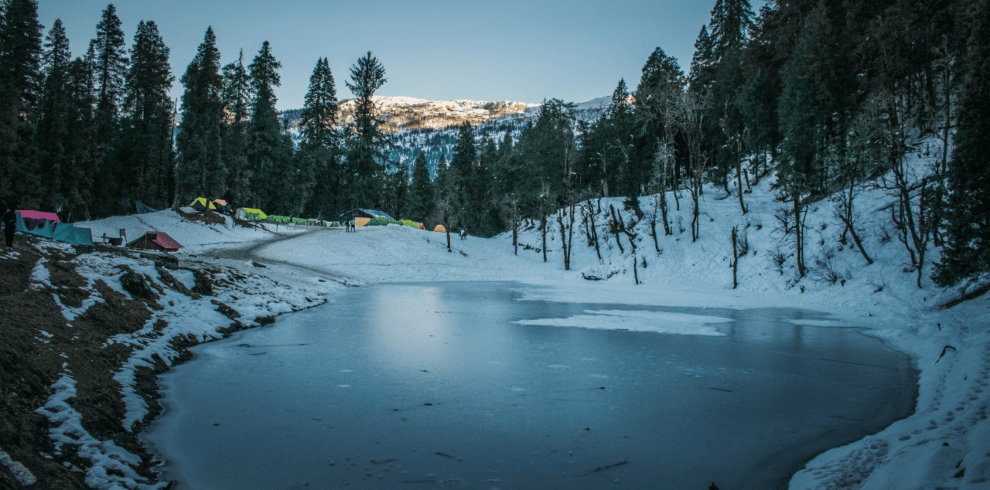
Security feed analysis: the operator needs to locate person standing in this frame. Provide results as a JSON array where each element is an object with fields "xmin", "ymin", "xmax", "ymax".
[{"xmin": 2, "ymin": 204, "xmax": 16, "ymax": 251}]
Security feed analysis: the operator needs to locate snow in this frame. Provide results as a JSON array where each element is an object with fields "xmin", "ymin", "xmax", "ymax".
[
  {"xmin": 26, "ymin": 150, "xmax": 990, "ymax": 489},
  {"xmin": 35, "ymin": 375, "xmax": 166, "ymax": 490}
]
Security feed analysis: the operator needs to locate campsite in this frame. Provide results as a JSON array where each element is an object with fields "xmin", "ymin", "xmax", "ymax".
[{"xmin": 2, "ymin": 0, "xmax": 990, "ymax": 487}]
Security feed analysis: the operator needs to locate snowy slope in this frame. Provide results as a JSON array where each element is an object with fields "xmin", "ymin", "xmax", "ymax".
[{"xmin": 26, "ymin": 149, "xmax": 990, "ymax": 489}]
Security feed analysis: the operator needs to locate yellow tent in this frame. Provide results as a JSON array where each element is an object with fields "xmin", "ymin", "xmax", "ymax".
[
  {"xmin": 434, "ymin": 224, "xmax": 446, "ymax": 233},
  {"xmin": 355, "ymin": 217, "xmax": 371, "ymax": 227},
  {"xmin": 189, "ymin": 197, "xmax": 216, "ymax": 211},
  {"xmin": 241, "ymin": 208, "xmax": 267, "ymax": 220}
]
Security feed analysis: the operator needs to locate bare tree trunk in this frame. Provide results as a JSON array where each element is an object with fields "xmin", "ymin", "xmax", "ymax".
[
  {"xmin": 609, "ymin": 205, "xmax": 624, "ymax": 254},
  {"xmin": 793, "ymin": 194, "xmax": 806, "ymax": 277},
  {"xmin": 541, "ymin": 217, "xmax": 547, "ymax": 263},
  {"xmin": 558, "ymin": 209, "xmax": 569, "ymax": 270},
  {"xmin": 731, "ymin": 226, "xmax": 738, "ymax": 289},
  {"xmin": 587, "ymin": 203, "xmax": 602, "ymax": 261},
  {"xmin": 736, "ymin": 157, "xmax": 747, "ymax": 215}
]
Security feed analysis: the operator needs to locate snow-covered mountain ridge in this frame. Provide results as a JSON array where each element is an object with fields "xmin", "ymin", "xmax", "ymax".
[{"xmin": 282, "ymin": 96, "xmax": 610, "ymax": 178}]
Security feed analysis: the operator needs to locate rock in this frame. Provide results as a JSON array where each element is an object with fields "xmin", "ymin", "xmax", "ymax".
[
  {"xmin": 251, "ymin": 260, "xmax": 267, "ymax": 268},
  {"xmin": 157, "ymin": 267, "xmax": 192, "ymax": 296},
  {"xmin": 211, "ymin": 300, "xmax": 241, "ymax": 320},
  {"xmin": 192, "ymin": 270, "xmax": 214, "ymax": 296},
  {"xmin": 255, "ymin": 315, "xmax": 275, "ymax": 326},
  {"xmin": 119, "ymin": 267, "xmax": 157, "ymax": 300}
]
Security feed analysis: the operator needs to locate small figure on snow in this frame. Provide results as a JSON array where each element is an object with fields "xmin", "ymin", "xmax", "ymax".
[
  {"xmin": 459, "ymin": 228, "xmax": 467, "ymax": 241},
  {"xmin": 2, "ymin": 202, "xmax": 16, "ymax": 251},
  {"xmin": 350, "ymin": 219, "xmax": 356, "ymax": 232}
]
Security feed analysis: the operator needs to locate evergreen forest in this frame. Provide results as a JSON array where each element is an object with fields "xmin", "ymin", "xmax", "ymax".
[{"xmin": 0, "ymin": 0, "xmax": 988, "ymax": 286}]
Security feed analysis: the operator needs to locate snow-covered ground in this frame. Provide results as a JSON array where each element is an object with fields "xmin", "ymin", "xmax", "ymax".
[{"xmin": 21, "ymin": 160, "xmax": 990, "ymax": 489}]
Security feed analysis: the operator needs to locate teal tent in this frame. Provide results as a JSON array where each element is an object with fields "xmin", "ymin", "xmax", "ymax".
[{"xmin": 15, "ymin": 212, "xmax": 94, "ymax": 246}]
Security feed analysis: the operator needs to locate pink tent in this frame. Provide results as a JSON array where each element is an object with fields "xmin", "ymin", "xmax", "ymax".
[
  {"xmin": 17, "ymin": 210, "xmax": 60, "ymax": 223},
  {"xmin": 126, "ymin": 231, "xmax": 183, "ymax": 251}
]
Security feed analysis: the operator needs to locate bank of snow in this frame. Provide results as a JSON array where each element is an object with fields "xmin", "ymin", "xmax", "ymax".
[{"xmin": 49, "ymin": 166, "xmax": 990, "ymax": 490}]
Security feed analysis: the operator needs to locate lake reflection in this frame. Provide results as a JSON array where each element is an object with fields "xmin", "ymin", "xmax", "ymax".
[{"xmin": 144, "ymin": 282, "xmax": 916, "ymax": 490}]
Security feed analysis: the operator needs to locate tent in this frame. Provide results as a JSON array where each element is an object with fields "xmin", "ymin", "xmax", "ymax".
[
  {"xmin": 434, "ymin": 224, "xmax": 446, "ymax": 233},
  {"xmin": 135, "ymin": 201, "xmax": 156, "ymax": 214},
  {"xmin": 119, "ymin": 199, "xmax": 157, "ymax": 215},
  {"xmin": 336, "ymin": 208, "xmax": 394, "ymax": 223},
  {"xmin": 212, "ymin": 199, "xmax": 231, "ymax": 213},
  {"xmin": 189, "ymin": 197, "xmax": 216, "ymax": 211},
  {"xmin": 236, "ymin": 208, "xmax": 267, "ymax": 220},
  {"xmin": 14, "ymin": 212, "xmax": 94, "ymax": 246},
  {"xmin": 18, "ymin": 210, "xmax": 60, "ymax": 224},
  {"xmin": 127, "ymin": 231, "xmax": 183, "ymax": 251}
]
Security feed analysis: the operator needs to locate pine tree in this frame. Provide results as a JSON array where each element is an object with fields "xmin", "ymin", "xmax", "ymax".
[
  {"xmin": 343, "ymin": 51, "xmax": 388, "ymax": 209},
  {"xmin": 120, "ymin": 20, "xmax": 173, "ymax": 208},
  {"xmin": 246, "ymin": 41, "xmax": 293, "ymax": 213},
  {"xmin": 64, "ymin": 51, "xmax": 99, "ymax": 219},
  {"xmin": 0, "ymin": 0, "xmax": 43, "ymax": 207},
  {"xmin": 174, "ymin": 27, "xmax": 224, "ymax": 208},
  {"xmin": 87, "ymin": 4, "xmax": 129, "ymax": 215},
  {"xmin": 221, "ymin": 49, "xmax": 251, "ymax": 124},
  {"xmin": 91, "ymin": 4, "xmax": 128, "ymax": 139},
  {"xmin": 221, "ymin": 49, "xmax": 251, "ymax": 206},
  {"xmin": 298, "ymin": 57, "xmax": 340, "ymax": 218},
  {"xmin": 933, "ymin": 0, "xmax": 990, "ymax": 287},
  {"xmin": 300, "ymin": 57, "xmax": 337, "ymax": 150},
  {"xmin": 407, "ymin": 153, "xmax": 433, "ymax": 222},
  {"xmin": 35, "ymin": 18, "xmax": 72, "ymax": 212},
  {"xmin": 776, "ymin": 4, "xmax": 836, "ymax": 277}
]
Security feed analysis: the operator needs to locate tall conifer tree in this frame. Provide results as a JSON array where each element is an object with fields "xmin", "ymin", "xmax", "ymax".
[
  {"xmin": 933, "ymin": 0, "xmax": 990, "ymax": 286},
  {"xmin": 343, "ymin": 51, "xmax": 388, "ymax": 209},
  {"xmin": 36, "ymin": 19, "xmax": 71, "ymax": 211},
  {"xmin": 174, "ymin": 27, "xmax": 224, "ymax": 207},
  {"xmin": 221, "ymin": 49, "xmax": 251, "ymax": 206},
  {"xmin": 0, "ymin": 0, "xmax": 43, "ymax": 206},
  {"xmin": 246, "ymin": 41, "xmax": 293, "ymax": 213},
  {"xmin": 299, "ymin": 56, "xmax": 339, "ymax": 217},
  {"xmin": 120, "ymin": 20, "xmax": 173, "ymax": 208}
]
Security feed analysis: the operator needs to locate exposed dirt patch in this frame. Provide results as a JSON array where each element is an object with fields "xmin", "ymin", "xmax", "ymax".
[{"xmin": 177, "ymin": 208, "xmax": 227, "ymax": 226}]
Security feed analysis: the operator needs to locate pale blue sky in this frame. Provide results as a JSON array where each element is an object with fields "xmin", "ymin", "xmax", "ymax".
[{"xmin": 38, "ymin": 0, "xmax": 764, "ymax": 110}]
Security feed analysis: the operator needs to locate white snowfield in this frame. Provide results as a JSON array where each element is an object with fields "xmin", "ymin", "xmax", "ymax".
[{"xmin": 25, "ymin": 163, "xmax": 990, "ymax": 489}]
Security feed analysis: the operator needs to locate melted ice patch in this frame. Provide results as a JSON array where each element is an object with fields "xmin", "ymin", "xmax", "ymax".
[{"xmin": 516, "ymin": 310, "xmax": 731, "ymax": 336}]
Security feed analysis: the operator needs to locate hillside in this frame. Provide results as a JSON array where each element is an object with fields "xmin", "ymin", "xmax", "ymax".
[{"xmin": 2, "ymin": 155, "xmax": 988, "ymax": 489}]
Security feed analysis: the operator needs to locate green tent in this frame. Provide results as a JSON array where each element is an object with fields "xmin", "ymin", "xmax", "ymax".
[{"xmin": 14, "ymin": 212, "xmax": 94, "ymax": 246}]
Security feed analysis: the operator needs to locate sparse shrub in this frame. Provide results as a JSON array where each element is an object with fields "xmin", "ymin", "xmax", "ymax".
[
  {"xmin": 771, "ymin": 247, "xmax": 787, "ymax": 275},
  {"xmin": 810, "ymin": 248, "xmax": 844, "ymax": 284},
  {"xmin": 735, "ymin": 228, "xmax": 749, "ymax": 256}
]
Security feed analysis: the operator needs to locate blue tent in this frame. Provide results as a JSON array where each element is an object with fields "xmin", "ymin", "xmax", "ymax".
[{"xmin": 15, "ymin": 212, "xmax": 94, "ymax": 247}]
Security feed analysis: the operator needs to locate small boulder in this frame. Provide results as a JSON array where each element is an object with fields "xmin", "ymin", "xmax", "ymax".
[
  {"xmin": 211, "ymin": 300, "xmax": 241, "ymax": 320},
  {"xmin": 192, "ymin": 270, "xmax": 214, "ymax": 296},
  {"xmin": 119, "ymin": 267, "xmax": 157, "ymax": 300}
]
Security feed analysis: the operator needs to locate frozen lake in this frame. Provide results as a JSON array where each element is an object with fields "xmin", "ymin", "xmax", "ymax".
[{"xmin": 144, "ymin": 282, "xmax": 916, "ymax": 490}]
